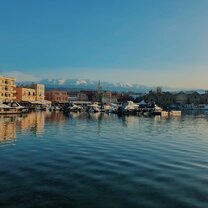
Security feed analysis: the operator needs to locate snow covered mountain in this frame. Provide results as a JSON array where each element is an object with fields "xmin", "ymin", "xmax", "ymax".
[
  {"xmin": 18, "ymin": 78, "xmax": 152, "ymax": 92},
  {"xmin": 17, "ymin": 78, "xmax": 206, "ymax": 93}
]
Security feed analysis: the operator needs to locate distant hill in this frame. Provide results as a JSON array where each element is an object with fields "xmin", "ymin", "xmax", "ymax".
[
  {"xmin": 17, "ymin": 78, "xmax": 207, "ymax": 94},
  {"xmin": 18, "ymin": 78, "xmax": 153, "ymax": 93}
]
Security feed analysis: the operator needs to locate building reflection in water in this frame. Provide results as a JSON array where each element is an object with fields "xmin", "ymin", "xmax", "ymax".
[
  {"xmin": 0, "ymin": 112, "xmax": 46, "ymax": 142},
  {"xmin": 16, "ymin": 112, "xmax": 45, "ymax": 135},
  {"xmin": 0, "ymin": 112, "xmax": 69, "ymax": 143},
  {"xmin": 0, "ymin": 111, "xmax": 179, "ymax": 143},
  {"xmin": 45, "ymin": 111, "xmax": 67, "ymax": 124},
  {"xmin": 0, "ymin": 115, "xmax": 16, "ymax": 143}
]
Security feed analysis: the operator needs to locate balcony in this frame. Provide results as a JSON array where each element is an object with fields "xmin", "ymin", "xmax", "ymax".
[
  {"xmin": 0, "ymin": 89, "xmax": 16, "ymax": 93},
  {"xmin": 0, "ymin": 82, "xmax": 16, "ymax": 87}
]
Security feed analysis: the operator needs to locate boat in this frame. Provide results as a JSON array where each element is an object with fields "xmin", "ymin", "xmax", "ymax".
[
  {"xmin": 67, "ymin": 103, "xmax": 83, "ymax": 112},
  {"xmin": 108, "ymin": 103, "xmax": 120, "ymax": 113},
  {"xmin": 49, "ymin": 106, "xmax": 61, "ymax": 111},
  {"xmin": 143, "ymin": 104, "xmax": 163, "ymax": 116},
  {"xmin": 87, "ymin": 103, "xmax": 101, "ymax": 113},
  {"xmin": 118, "ymin": 101, "xmax": 139, "ymax": 114},
  {"xmin": 0, "ymin": 103, "xmax": 27, "ymax": 114}
]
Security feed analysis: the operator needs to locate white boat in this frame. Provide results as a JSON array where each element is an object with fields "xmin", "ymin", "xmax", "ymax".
[
  {"xmin": 0, "ymin": 103, "xmax": 26, "ymax": 114},
  {"xmin": 87, "ymin": 103, "xmax": 101, "ymax": 113},
  {"xmin": 107, "ymin": 103, "xmax": 119, "ymax": 113},
  {"xmin": 123, "ymin": 101, "xmax": 139, "ymax": 111},
  {"xmin": 68, "ymin": 104, "xmax": 83, "ymax": 112},
  {"xmin": 145, "ymin": 104, "xmax": 163, "ymax": 116}
]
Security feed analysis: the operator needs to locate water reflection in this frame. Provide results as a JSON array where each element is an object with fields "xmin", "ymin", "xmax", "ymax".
[
  {"xmin": 0, "ymin": 116, "xmax": 16, "ymax": 144},
  {"xmin": 1, "ymin": 111, "xmax": 208, "ymax": 208},
  {"xmin": 16, "ymin": 112, "xmax": 45, "ymax": 135},
  {"xmin": 45, "ymin": 111, "xmax": 67, "ymax": 123},
  {"xmin": 0, "ymin": 112, "xmax": 68, "ymax": 142},
  {"xmin": 0, "ymin": 111, "xmax": 208, "ymax": 144}
]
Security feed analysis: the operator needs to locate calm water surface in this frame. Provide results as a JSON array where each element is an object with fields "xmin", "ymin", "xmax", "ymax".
[{"xmin": 0, "ymin": 112, "xmax": 208, "ymax": 208}]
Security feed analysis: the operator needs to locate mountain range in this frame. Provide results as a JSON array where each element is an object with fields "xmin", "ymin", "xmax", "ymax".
[
  {"xmin": 17, "ymin": 78, "xmax": 206, "ymax": 94},
  {"xmin": 18, "ymin": 78, "xmax": 153, "ymax": 92}
]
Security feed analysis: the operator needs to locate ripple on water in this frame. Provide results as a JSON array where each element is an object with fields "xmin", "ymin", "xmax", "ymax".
[{"xmin": 0, "ymin": 112, "xmax": 208, "ymax": 208}]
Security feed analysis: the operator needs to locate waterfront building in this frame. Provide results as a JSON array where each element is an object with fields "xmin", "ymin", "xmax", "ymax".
[
  {"xmin": 144, "ymin": 92, "xmax": 158, "ymax": 104},
  {"xmin": 156, "ymin": 92, "xmax": 174, "ymax": 107},
  {"xmin": 101, "ymin": 91, "xmax": 118, "ymax": 103},
  {"xmin": 68, "ymin": 92, "xmax": 78, "ymax": 102},
  {"xmin": 45, "ymin": 90, "xmax": 68, "ymax": 104},
  {"xmin": 102, "ymin": 91, "xmax": 112, "ymax": 103},
  {"xmin": 175, "ymin": 92, "xmax": 188, "ymax": 105},
  {"xmin": 188, "ymin": 92, "xmax": 201, "ymax": 105},
  {"xmin": 201, "ymin": 92, "xmax": 208, "ymax": 104},
  {"xmin": 0, "ymin": 76, "xmax": 16, "ymax": 102},
  {"xmin": 143, "ymin": 89, "xmax": 208, "ymax": 107},
  {"xmin": 77, "ymin": 92, "xmax": 89, "ymax": 101},
  {"xmin": 78, "ymin": 90, "xmax": 98, "ymax": 102},
  {"xmin": 16, "ymin": 83, "xmax": 45, "ymax": 102},
  {"xmin": 31, "ymin": 84, "xmax": 45, "ymax": 101},
  {"xmin": 16, "ymin": 87, "xmax": 36, "ymax": 102}
]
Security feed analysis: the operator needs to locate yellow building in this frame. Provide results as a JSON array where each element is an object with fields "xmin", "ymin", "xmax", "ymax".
[
  {"xmin": 31, "ymin": 83, "xmax": 45, "ymax": 101},
  {"xmin": 0, "ymin": 76, "xmax": 16, "ymax": 102},
  {"xmin": 16, "ymin": 83, "xmax": 45, "ymax": 102},
  {"xmin": 16, "ymin": 87, "xmax": 36, "ymax": 102}
]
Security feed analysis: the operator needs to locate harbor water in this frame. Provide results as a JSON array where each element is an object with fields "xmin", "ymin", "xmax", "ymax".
[{"xmin": 0, "ymin": 112, "xmax": 208, "ymax": 208}]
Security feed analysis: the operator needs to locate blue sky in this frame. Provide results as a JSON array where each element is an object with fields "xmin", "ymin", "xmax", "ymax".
[{"xmin": 0, "ymin": 0, "xmax": 208, "ymax": 88}]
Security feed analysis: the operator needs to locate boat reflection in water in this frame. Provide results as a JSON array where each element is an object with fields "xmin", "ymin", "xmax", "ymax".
[{"xmin": 0, "ymin": 110, "xmax": 204, "ymax": 145}]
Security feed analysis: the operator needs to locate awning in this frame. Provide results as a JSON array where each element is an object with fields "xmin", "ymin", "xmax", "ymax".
[
  {"xmin": 30, "ymin": 100, "xmax": 52, "ymax": 105},
  {"xmin": 0, "ymin": 104, "xmax": 11, "ymax": 108}
]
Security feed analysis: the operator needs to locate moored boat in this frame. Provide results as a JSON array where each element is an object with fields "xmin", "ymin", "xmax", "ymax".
[
  {"xmin": 67, "ymin": 103, "xmax": 83, "ymax": 112},
  {"xmin": 0, "ymin": 103, "xmax": 27, "ymax": 114},
  {"xmin": 87, "ymin": 103, "xmax": 101, "ymax": 113}
]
